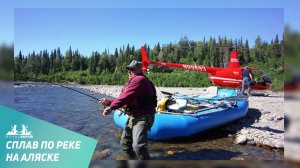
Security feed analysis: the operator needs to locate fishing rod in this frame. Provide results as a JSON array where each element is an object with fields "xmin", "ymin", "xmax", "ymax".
[
  {"xmin": 54, "ymin": 83, "xmax": 100, "ymax": 101},
  {"xmin": 51, "ymin": 82, "xmax": 114, "ymax": 114},
  {"xmin": 16, "ymin": 79, "xmax": 101, "ymax": 101},
  {"xmin": 16, "ymin": 79, "xmax": 118, "ymax": 114}
]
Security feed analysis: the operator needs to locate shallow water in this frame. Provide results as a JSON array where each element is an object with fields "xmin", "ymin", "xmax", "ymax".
[{"xmin": 14, "ymin": 83, "xmax": 283, "ymax": 160}]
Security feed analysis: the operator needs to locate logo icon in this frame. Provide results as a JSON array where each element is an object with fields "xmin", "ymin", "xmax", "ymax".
[{"xmin": 6, "ymin": 124, "xmax": 33, "ymax": 138}]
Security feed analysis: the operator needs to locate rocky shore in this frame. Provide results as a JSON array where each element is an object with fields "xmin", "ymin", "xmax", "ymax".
[{"xmin": 78, "ymin": 85, "xmax": 284, "ymax": 149}]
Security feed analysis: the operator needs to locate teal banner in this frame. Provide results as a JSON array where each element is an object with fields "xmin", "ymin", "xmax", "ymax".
[{"xmin": 0, "ymin": 105, "xmax": 97, "ymax": 167}]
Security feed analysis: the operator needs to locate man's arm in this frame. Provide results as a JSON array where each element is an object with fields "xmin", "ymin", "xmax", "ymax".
[
  {"xmin": 249, "ymin": 69, "xmax": 253, "ymax": 80},
  {"xmin": 109, "ymin": 78, "xmax": 141, "ymax": 110},
  {"xmin": 100, "ymin": 83, "xmax": 128, "ymax": 106},
  {"xmin": 100, "ymin": 99, "xmax": 114, "ymax": 106},
  {"xmin": 249, "ymin": 73, "xmax": 253, "ymax": 80}
]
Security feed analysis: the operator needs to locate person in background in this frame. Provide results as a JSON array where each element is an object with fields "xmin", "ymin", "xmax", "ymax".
[
  {"xmin": 241, "ymin": 66, "xmax": 253, "ymax": 96},
  {"xmin": 100, "ymin": 60, "xmax": 157, "ymax": 160}
]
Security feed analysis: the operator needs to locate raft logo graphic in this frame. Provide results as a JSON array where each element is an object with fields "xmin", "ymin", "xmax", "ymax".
[{"xmin": 6, "ymin": 124, "xmax": 33, "ymax": 138}]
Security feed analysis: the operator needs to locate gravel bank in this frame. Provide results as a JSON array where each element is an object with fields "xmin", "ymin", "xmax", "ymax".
[{"xmin": 78, "ymin": 85, "xmax": 284, "ymax": 149}]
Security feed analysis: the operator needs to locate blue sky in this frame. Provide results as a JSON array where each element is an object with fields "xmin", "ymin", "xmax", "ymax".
[
  {"xmin": 14, "ymin": 8, "xmax": 283, "ymax": 56},
  {"xmin": 0, "ymin": 0, "xmax": 299, "ymax": 56}
]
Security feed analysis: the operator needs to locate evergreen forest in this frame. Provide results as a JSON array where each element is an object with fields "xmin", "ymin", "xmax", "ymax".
[{"xmin": 14, "ymin": 35, "xmax": 284, "ymax": 91}]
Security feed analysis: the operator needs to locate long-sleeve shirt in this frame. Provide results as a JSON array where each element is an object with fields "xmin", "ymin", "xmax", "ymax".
[{"xmin": 108, "ymin": 74, "xmax": 156, "ymax": 117}]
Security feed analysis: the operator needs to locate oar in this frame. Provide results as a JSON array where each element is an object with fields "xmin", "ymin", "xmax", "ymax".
[
  {"xmin": 162, "ymin": 90, "xmax": 248, "ymax": 102},
  {"xmin": 161, "ymin": 91, "xmax": 174, "ymax": 96}
]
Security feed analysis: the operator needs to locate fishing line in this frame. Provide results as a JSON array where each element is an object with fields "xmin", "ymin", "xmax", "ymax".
[
  {"xmin": 16, "ymin": 80, "xmax": 100, "ymax": 101},
  {"xmin": 53, "ymin": 83, "xmax": 100, "ymax": 101}
]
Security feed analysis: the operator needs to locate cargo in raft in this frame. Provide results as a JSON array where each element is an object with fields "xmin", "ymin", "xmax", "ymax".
[{"xmin": 114, "ymin": 87, "xmax": 249, "ymax": 140}]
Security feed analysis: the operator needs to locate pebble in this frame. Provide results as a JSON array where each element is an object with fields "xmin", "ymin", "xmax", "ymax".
[
  {"xmin": 246, "ymin": 134, "xmax": 254, "ymax": 141},
  {"xmin": 276, "ymin": 116, "xmax": 284, "ymax": 120},
  {"xmin": 166, "ymin": 150, "xmax": 175, "ymax": 155},
  {"xmin": 262, "ymin": 111, "xmax": 271, "ymax": 115},
  {"xmin": 247, "ymin": 140, "xmax": 256, "ymax": 145},
  {"xmin": 273, "ymin": 139, "xmax": 284, "ymax": 148},
  {"xmin": 240, "ymin": 129, "xmax": 249, "ymax": 135},
  {"xmin": 260, "ymin": 118, "xmax": 269, "ymax": 123},
  {"xmin": 235, "ymin": 135, "xmax": 247, "ymax": 144},
  {"xmin": 63, "ymin": 123, "xmax": 84, "ymax": 131},
  {"xmin": 99, "ymin": 149, "xmax": 111, "ymax": 158},
  {"xmin": 232, "ymin": 157, "xmax": 245, "ymax": 160},
  {"xmin": 92, "ymin": 149, "xmax": 111, "ymax": 159}
]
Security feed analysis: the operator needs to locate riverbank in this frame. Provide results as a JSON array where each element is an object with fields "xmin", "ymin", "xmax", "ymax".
[{"xmin": 78, "ymin": 84, "xmax": 284, "ymax": 149}]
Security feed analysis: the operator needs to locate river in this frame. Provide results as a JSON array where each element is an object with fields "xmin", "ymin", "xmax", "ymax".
[{"xmin": 14, "ymin": 83, "xmax": 283, "ymax": 160}]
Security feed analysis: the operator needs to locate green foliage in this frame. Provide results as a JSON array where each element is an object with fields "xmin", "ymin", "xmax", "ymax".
[{"xmin": 14, "ymin": 35, "xmax": 284, "ymax": 91}]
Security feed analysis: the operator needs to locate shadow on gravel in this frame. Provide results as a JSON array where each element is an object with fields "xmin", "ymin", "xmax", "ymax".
[
  {"xmin": 229, "ymin": 108, "xmax": 262, "ymax": 129},
  {"xmin": 248, "ymin": 125, "xmax": 284, "ymax": 134},
  {"xmin": 219, "ymin": 108, "xmax": 262, "ymax": 134}
]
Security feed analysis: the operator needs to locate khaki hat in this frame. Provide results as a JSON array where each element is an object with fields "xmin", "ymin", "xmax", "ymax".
[{"xmin": 126, "ymin": 60, "xmax": 142, "ymax": 70}]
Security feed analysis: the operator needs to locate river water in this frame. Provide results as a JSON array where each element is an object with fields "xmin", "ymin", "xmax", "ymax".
[{"xmin": 14, "ymin": 83, "xmax": 283, "ymax": 160}]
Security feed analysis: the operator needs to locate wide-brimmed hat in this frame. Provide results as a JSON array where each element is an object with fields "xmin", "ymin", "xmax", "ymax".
[{"xmin": 126, "ymin": 60, "xmax": 142, "ymax": 70}]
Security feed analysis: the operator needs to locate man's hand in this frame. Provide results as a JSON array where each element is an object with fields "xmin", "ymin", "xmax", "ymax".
[
  {"xmin": 99, "ymin": 98, "xmax": 110, "ymax": 106},
  {"xmin": 102, "ymin": 107, "xmax": 113, "ymax": 116}
]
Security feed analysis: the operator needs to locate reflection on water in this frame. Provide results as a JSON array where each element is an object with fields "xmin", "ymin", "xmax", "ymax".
[{"xmin": 14, "ymin": 83, "xmax": 283, "ymax": 160}]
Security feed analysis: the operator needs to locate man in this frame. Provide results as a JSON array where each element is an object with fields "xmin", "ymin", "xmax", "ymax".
[
  {"xmin": 100, "ymin": 60, "xmax": 157, "ymax": 160},
  {"xmin": 241, "ymin": 66, "xmax": 253, "ymax": 95}
]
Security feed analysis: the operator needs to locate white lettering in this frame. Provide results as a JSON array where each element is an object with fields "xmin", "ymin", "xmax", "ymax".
[
  {"xmin": 6, "ymin": 153, "xmax": 18, "ymax": 161},
  {"xmin": 41, "ymin": 141, "xmax": 47, "ymax": 149},
  {"xmin": 182, "ymin": 64, "xmax": 206, "ymax": 72},
  {"xmin": 6, "ymin": 141, "xmax": 12, "ymax": 149},
  {"xmin": 32, "ymin": 141, "xmax": 38, "ymax": 149},
  {"xmin": 18, "ymin": 153, "xmax": 59, "ymax": 162},
  {"xmin": 34, "ymin": 153, "xmax": 41, "ymax": 161},
  {"xmin": 56, "ymin": 141, "xmax": 81, "ymax": 149},
  {"xmin": 8, "ymin": 141, "xmax": 39, "ymax": 149},
  {"xmin": 48, "ymin": 141, "xmax": 54, "ymax": 149},
  {"xmin": 6, "ymin": 153, "xmax": 13, "ymax": 161}
]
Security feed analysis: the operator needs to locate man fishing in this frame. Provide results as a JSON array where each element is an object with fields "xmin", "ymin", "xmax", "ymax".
[{"xmin": 100, "ymin": 60, "xmax": 157, "ymax": 160}]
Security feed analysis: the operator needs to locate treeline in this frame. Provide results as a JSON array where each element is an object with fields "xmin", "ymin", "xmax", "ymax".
[
  {"xmin": 1, "ymin": 45, "xmax": 14, "ymax": 80},
  {"xmin": 14, "ymin": 35, "xmax": 284, "ymax": 91}
]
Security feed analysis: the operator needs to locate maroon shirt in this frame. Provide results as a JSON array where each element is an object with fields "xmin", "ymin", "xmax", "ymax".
[{"xmin": 108, "ymin": 74, "xmax": 156, "ymax": 117}]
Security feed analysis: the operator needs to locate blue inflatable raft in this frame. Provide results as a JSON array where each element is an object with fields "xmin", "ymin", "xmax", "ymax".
[{"xmin": 113, "ymin": 88, "xmax": 249, "ymax": 141}]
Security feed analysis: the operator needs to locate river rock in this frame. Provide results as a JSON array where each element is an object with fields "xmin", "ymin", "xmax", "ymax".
[
  {"xmin": 274, "ymin": 139, "xmax": 284, "ymax": 148},
  {"xmin": 263, "ymin": 139, "xmax": 272, "ymax": 147},
  {"xmin": 63, "ymin": 123, "xmax": 84, "ymax": 131},
  {"xmin": 92, "ymin": 149, "xmax": 111, "ymax": 160},
  {"xmin": 98, "ymin": 149, "xmax": 111, "ymax": 158},
  {"xmin": 246, "ymin": 134, "xmax": 254, "ymax": 141},
  {"xmin": 260, "ymin": 118, "xmax": 268, "ymax": 123},
  {"xmin": 276, "ymin": 116, "xmax": 284, "ymax": 120},
  {"xmin": 247, "ymin": 140, "xmax": 256, "ymax": 145},
  {"xmin": 166, "ymin": 150, "xmax": 175, "ymax": 155},
  {"xmin": 262, "ymin": 111, "xmax": 271, "ymax": 115},
  {"xmin": 266, "ymin": 116, "xmax": 274, "ymax": 121},
  {"xmin": 240, "ymin": 129, "xmax": 249, "ymax": 135},
  {"xmin": 235, "ymin": 135, "xmax": 247, "ymax": 144}
]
